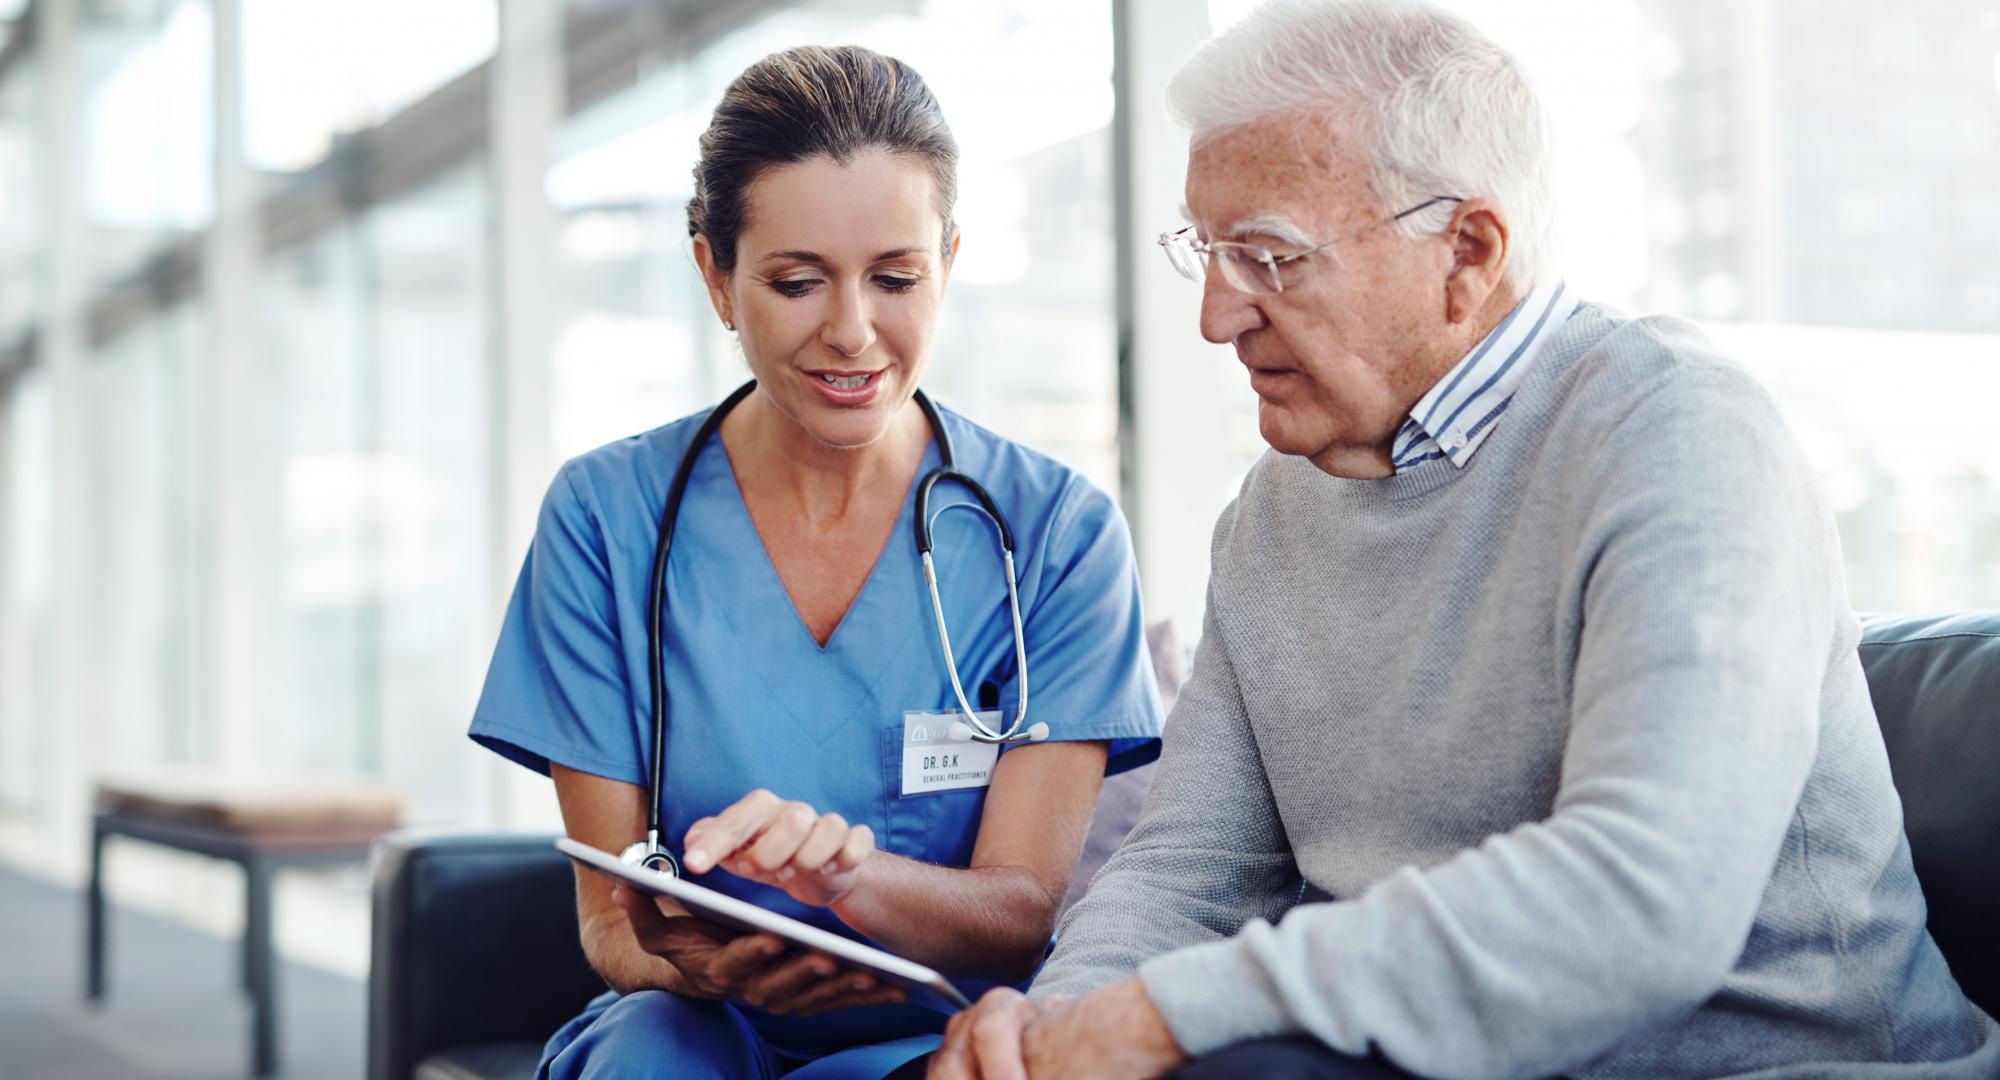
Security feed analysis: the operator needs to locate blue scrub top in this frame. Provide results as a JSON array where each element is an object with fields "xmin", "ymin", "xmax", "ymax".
[{"xmin": 469, "ymin": 396, "xmax": 1164, "ymax": 1068}]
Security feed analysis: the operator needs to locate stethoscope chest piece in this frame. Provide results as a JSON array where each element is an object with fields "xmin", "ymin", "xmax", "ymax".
[{"xmin": 620, "ymin": 837, "xmax": 681, "ymax": 878}]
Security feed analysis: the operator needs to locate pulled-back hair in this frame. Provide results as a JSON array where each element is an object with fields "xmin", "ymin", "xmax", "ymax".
[{"xmin": 688, "ymin": 45, "xmax": 959, "ymax": 273}]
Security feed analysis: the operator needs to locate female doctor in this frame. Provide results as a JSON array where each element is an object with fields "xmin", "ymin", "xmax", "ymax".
[{"xmin": 468, "ymin": 45, "xmax": 1165, "ymax": 1079}]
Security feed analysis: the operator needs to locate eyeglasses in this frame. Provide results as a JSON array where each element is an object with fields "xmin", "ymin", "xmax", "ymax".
[{"xmin": 1158, "ymin": 196, "xmax": 1464, "ymax": 294}]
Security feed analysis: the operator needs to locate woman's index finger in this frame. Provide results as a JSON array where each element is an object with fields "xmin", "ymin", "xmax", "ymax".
[{"xmin": 683, "ymin": 789, "xmax": 786, "ymax": 873}]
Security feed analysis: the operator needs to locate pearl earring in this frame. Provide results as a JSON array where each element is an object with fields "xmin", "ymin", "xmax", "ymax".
[{"xmin": 723, "ymin": 320, "xmax": 735, "ymax": 331}]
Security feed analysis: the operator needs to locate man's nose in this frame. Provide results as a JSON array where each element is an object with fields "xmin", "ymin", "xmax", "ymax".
[{"xmin": 1198, "ymin": 270, "xmax": 1263, "ymax": 345}]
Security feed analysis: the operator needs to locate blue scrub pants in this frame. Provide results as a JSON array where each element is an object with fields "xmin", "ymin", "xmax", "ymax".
[{"xmin": 540, "ymin": 990, "xmax": 940, "ymax": 1079}]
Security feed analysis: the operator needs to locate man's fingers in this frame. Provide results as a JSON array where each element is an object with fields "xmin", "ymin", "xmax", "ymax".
[
  {"xmin": 682, "ymin": 789, "xmax": 783, "ymax": 874},
  {"xmin": 931, "ymin": 1009, "xmax": 980, "ymax": 1080},
  {"xmin": 968, "ymin": 990, "xmax": 1031, "ymax": 1080}
]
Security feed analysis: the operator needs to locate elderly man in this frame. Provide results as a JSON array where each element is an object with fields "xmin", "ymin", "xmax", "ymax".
[{"xmin": 929, "ymin": 2, "xmax": 2000, "ymax": 1079}]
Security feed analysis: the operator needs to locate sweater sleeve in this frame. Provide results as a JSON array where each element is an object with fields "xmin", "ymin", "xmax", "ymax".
[
  {"xmin": 1135, "ymin": 365, "xmax": 1837, "ymax": 1079},
  {"xmin": 1029, "ymin": 503, "xmax": 1304, "ymax": 1003}
]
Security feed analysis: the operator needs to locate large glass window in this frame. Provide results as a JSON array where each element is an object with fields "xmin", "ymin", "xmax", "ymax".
[
  {"xmin": 0, "ymin": 370, "xmax": 52, "ymax": 813},
  {"xmin": 241, "ymin": 0, "xmax": 496, "ymax": 173},
  {"xmin": 546, "ymin": 66, "xmax": 715, "ymax": 462},
  {"xmin": 367, "ymin": 165, "xmax": 494, "ymax": 822},
  {"xmin": 259, "ymin": 164, "xmax": 491, "ymax": 818},
  {"xmin": 0, "ymin": 56, "xmax": 38, "ymax": 343},
  {"xmin": 85, "ymin": 307, "xmax": 201, "ymax": 772},
  {"xmin": 79, "ymin": 0, "xmax": 213, "ymax": 287},
  {"xmin": 260, "ymin": 221, "xmax": 371, "ymax": 774}
]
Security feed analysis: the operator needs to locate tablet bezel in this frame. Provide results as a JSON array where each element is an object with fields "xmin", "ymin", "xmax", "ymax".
[{"xmin": 555, "ymin": 837, "xmax": 973, "ymax": 1010}]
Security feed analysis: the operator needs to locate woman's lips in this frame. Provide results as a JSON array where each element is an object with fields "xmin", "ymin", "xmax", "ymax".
[{"xmin": 803, "ymin": 368, "xmax": 884, "ymax": 406}]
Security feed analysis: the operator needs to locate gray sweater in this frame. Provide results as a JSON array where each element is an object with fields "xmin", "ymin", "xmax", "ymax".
[{"xmin": 1033, "ymin": 305, "xmax": 2000, "ymax": 1079}]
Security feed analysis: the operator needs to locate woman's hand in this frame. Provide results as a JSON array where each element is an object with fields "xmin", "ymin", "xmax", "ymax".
[
  {"xmin": 613, "ymin": 886, "xmax": 905, "ymax": 1014},
  {"xmin": 681, "ymin": 789, "xmax": 875, "ymax": 907}
]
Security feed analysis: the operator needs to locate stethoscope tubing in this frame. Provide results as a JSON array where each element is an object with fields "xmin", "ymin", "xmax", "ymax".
[{"xmin": 630, "ymin": 380, "xmax": 1033, "ymax": 877}]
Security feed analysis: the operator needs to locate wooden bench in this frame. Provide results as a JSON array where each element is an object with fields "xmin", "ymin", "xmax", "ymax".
[{"xmin": 87, "ymin": 774, "xmax": 401, "ymax": 1076}]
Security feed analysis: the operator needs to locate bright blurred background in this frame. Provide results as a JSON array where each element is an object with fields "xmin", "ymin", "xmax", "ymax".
[{"xmin": 0, "ymin": 0, "xmax": 1996, "ymax": 1054}]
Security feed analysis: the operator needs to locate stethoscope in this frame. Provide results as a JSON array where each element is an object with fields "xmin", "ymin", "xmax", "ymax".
[{"xmin": 621, "ymin": 380, "xmax": 1045, "ymax": 877}]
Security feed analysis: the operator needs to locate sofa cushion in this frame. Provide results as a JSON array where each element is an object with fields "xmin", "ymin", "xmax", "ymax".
[{"xmin": 1857, "ymin": 611, "xmax": 2000, "ymax": 1018}]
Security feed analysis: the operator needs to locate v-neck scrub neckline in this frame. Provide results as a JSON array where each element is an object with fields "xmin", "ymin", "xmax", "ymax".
[{"xmin": 708, "ymin": 427, "xmax": 932, "ymax": 656}]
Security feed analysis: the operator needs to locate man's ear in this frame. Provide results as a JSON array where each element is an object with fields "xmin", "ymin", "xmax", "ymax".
[
  {"xmin": 690, "ymin": 233, "xmax": 734, "ymax": 328},
  {"xmin": 1443, "ymin": 197, "xmax": 1509, "ymax": 324}
]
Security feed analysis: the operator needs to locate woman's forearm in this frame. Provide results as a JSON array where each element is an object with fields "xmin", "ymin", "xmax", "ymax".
[
  {"xmin": 829, "ymin": 850, "xmax": 1060, "ymax": 980},
  {"xmin": 579, "ymin": 907, "xmax": 710, "ymax": 998}
]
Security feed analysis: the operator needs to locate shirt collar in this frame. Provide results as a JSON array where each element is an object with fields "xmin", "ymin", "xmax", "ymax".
[{"xmin": 1391, "ymin": 277, "xmax": 1578, "ymax": 471}]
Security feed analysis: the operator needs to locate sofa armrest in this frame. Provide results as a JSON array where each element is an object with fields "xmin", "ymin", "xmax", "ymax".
[
  {"xmin": 1858, "ymin": 612, "xmax": 2000, "ymax": 1020},
  {"xmin": 368, "ymin": 831, "xmax": 605, "ymax": 1080}
]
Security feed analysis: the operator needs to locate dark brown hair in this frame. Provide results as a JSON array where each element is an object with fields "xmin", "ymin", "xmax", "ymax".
[{"xmin": 688, "ymin": 45, "xmax": 959, "ymax": 273}]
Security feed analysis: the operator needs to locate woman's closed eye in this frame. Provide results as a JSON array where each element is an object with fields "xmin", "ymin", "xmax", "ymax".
[
  {"xmin": 763, "ymin": 273, "xmax": 922, "ymax": 299},
  {"xmin": 767, "ymin": 277, "xmax": 822, "ymax": 298}
]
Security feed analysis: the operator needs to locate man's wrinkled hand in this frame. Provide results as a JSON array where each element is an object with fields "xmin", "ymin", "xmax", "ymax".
[
  {"xmin": 930, "ymin": 987, "xmax": 1043, "ymax": 1080},
  {"xmin": 1018, "ymin": 977, "xmax": 1186, "ymax": 1079}
]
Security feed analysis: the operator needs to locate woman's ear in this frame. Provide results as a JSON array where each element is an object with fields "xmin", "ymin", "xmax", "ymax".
[
  {"xmin": 1443, "ymin": 197, "xmax": 1510, "ymax": 325},
  {"xmin": 941, "ymin": 228, "xmax": 962, "ymax": 279},
  {"xmin": 690, "ymin": 233, "xmax": 735, "ymax": 329}
]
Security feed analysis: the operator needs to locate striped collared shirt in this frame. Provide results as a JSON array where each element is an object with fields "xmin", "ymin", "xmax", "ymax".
[{"xmin": 1391, "ymin": 278, "xmax": 1578, "ymax": 472}]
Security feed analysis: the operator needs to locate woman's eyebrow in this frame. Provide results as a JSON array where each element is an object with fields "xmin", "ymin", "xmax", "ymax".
[
  {"xmin": 760, "ymin": 249, "xmax": 829, "ymax": 266},
  {"xmin": 757, "ymin": 247, "xmax": 927, "ymax": 265}
]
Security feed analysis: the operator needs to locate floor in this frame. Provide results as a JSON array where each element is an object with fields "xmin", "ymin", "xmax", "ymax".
[{"xmin": 0, "ymin": 866, "xmax": 365, "ymax": 1080}]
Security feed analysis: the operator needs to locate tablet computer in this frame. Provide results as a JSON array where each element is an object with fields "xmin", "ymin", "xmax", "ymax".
[{"xmin": 556, "ymin": 837, "xmax": 973, "ymax": 1010}]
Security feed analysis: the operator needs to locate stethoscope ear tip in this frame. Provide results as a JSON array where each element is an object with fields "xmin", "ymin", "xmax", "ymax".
[
  {"xmin": 947, "ymin": 720, "xmax": 975, "ymax": 742},
  {"xmin": 1026, "ymin": 722, "xmax": 1050, "ymax": 742}
]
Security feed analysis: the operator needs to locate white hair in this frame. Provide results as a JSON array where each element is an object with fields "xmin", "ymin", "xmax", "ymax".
[{"xmin": 1168, "ymin": 0, "xmax": 1556, "ymax": 290}]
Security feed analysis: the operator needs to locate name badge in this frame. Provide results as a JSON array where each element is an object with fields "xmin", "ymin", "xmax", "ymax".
[{"xmin": 900, "ymin": 710, "xmax": 1001, "ymax": 797}]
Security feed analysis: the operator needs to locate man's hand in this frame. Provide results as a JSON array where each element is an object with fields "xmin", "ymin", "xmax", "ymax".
[
  {"xmin": 930, "ymin": 978, "xmax": 1185, "ymax": 1079},
  {"xmin": 681, "ymin": 789, "xmax": 874, "ymax": 907},
  {"xmin": 614, "ymin": 886, "xmax": 905, "ymax": 1015},
  {"xmin": 1021, "ymin": 977, "xmax": 1185, "ymax": 1079},
  {"xmin": 931, "ymin": 987, "xmax": 1044, "ymax": 1080}
]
